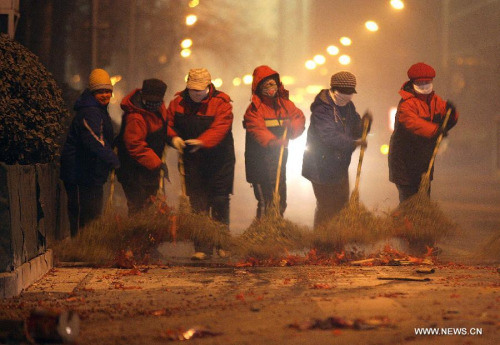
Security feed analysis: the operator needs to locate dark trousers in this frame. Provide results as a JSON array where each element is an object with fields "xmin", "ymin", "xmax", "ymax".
[
  {"xmin": 190, "ymin": 193, "xmax": 230, "ymax": 254},
  {"xmin": 312, "ymin": 178, "xmax": 349, "ymax": 228},
  {"xmin": 396, "ymin": 183, "xmax": 431, "ymax": 204},
  {"xmin": 252, "ymin": 181, "xmax": 287, "ymax": 219},
  {"xmin": 121, "ymin": 178, "xmax": 159, "ymax": 215},
  {"xmin": 64, "ymin": 182, "xmax": 103, "ymax": 237}
]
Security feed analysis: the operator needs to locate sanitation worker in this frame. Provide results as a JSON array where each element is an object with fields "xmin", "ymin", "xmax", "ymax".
[
  {"xmin": 389, "ymin": 62, "xmax": 458, "ymax": 203},
  {"xmin": 115, "ymin": 78, "xmax": 169, "ymax": 214},
  {"xmin": 243, "ymin": 65, "xmax": 305, "ymax": 219},
  {"xmin": 166, "ymin": 68, "xmax": 235, "ymax": 260},
  {"xmin": 302, "ymin": 71, "xmax": 372, "ymax": 228},
  {"xmin": 60, "ymin": 68, "xmax": 120, "ymax": 237}
]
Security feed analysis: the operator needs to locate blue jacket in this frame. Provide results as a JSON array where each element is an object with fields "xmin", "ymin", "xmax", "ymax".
[
  {"xmin": 302, "ymin": 89, "xmax": 362, "ymax": 184},
  {"xmin": 60, "ymin": 89, "xmax": 119, "ymax": 186}
]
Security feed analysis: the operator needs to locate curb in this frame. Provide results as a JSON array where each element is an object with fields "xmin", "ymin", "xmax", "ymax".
[{"xmin": 0, "ymin": 249, "xmax": 53, "ymax": 299}]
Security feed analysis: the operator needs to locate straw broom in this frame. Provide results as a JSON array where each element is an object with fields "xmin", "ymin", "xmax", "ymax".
[
  {"xmin": 53, "ymin": 164, "xmax": 124, "ymax": 265},
  {"xmin": 54, "ymin": 150, "xmax": 176, "ymax": 266},
  {"xmin": 312, "ymin": 112, "xmax": 389, "ymax": 255},
  {"xmin": 174, "ymin": 149, "xmax": 231, "ymax": 251},
  {"xmin": 418, "ymin": 108, "xmax": 453, "ymax": 200},
  {"xmin": 391, "ymin": 108, "xmax": 456, "ymax": 254},
  {"xmin": 232, "ymin": 127, "xmax": 309, "ymax": 259}
]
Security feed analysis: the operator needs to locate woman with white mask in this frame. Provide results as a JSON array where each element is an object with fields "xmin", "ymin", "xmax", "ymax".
[
  {"xmin": 302, "ymin": 71, "xmax": 372, "ymax": 228},
  {"xmin": 389, "ymin": 62, "xmax": 459, "ymax": 204}
]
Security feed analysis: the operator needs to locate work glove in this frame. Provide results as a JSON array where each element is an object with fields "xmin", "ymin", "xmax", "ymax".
[
  {"xmin": 362, "ymin": 110, "xmax": 373, "ymax": 133},
  {"xmin": 436, "ymin": 125, "xmax": 448, "ymax": 138},
  {"xmin": 159, "ymin": 162, "xmax": 170, "ymax": 182},
  {"xmin": 172, "ymin": 136, "xmax": 186, "ymax": 153},
  {"xmin": 184, "ymin": 139, "xmax": 204, "ymax": 153},
  {"xmin": 446, "ymin": 101, "xmax": 456, "ymax": 115}
]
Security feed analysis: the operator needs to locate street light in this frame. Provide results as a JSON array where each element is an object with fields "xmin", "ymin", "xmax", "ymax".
[
  {"xmin": 181, "ymin": 38, "xmax": 193, "ymax": 49},
  {"xmin": 313, "ymin": 54, "xmax": 326, "ymax": 65},
  {"xmin": 186, "ymin": 14, "xmax": 197, "ymax": 26},
  {"xmin": 340, "ymin": 37, "xmax": 352, "ymax": 46},
  {"xmin": 305, "ymin": 60, "xmax": 316, "ymax": 70},
  {"xmin": 188, "ymin": 0, "xmax": 199, "ymax": 8},
  {"xmin": 212, "ymin": 78, "xmax": 223, "ymax": 88},
  {"xmin": 365, "ymin": 21, "xmax": 379, "ymax": 32},
  {"xmin": 390, "ymin": 0, "xmax": 404, "ymax": 10},
  {"xmin": 281, "ymin": 76, "xmax": 295, "ymax": 85},
  {"xmin": 242, "ymin": 74, "xmax": 253, "ymax": 85},
  {"xmin": 380, "ymin": 144, "xmax": 390, "ymax": 155},
  {"xmin": 180, "ymin": 49, "xmax": 191, "ymax": 58},
  {"xmin": 326, "ymin": 45, "xmax": 339, "ymax": 55},
  {"xmin": 339, "ymin": 55, "xmax": 351, "ymax": 65},
  {"xmin": 232, "ymin": 77, "xmax": 242, "ymax": 86}
]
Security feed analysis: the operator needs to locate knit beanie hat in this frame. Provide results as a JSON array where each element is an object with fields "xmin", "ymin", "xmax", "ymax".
[
  {"xmin": 89, "ymin": 68, "xmax": 113, "ymax": 92},
  {"xmin": 330, "ymin": 71, "xmax": 357, "ymax": 93},
  {"xmin": 186, "ymin": 68, "xmax": 212, "ymax": 90},
  {"xmin": 407, "ymin": 62, "xmax": 436, "ymax": 82},
  {"xmin": 141, "ymin": 78, "xmax": 167, "ymax": 102}
]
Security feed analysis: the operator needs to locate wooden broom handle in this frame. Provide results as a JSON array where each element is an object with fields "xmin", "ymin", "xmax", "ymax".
[
  {"xmin": 274, "ymin": 126, "xmax": 288, "ymax": 197},
  {"xmin": 425, "ymin": 108, "xmax": 452, "ymax": 178}
]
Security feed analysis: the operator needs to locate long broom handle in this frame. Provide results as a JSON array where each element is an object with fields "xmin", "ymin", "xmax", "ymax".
[
  {"xmin": 107, "ymin": 168, "xmax": 115, "ymax": 209},
  {"xmin": 105, "ymin": 147, "xmax": 118, "ymax": 211},
  {"xmin": 274, "ymin": 126, "xmax": 288, "ymax": 197},
  {"xmin": 178, "ymin": 152, "xmax": 187, "ymax": 197},
  {"xmin": 424, "ymin": 108, "xmax": 452, "ymax": 179},
  {"xmin": 158, "ymin": 147, "xmax": 167, "ymax": 195},
  {"xmin": 353, "ymin": 117, "xmax": 370, "ymax": 193}
]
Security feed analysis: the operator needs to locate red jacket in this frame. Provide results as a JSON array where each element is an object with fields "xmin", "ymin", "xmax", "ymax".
[
  {"xmin": 243, "ymin": 65, "xmax": 305, "ymax": 184},
  {"xmin": 166, "ymin": 86, "xmax": 233, "ymax": 148},
  {"xmin": 389, "ymin": 81, "xmax": 459, "ymax": 185},
  {"xmin": 120, "ymin": 89, "xmax": 167, "ymax": 170},
  {"xmin": 396, "ymin": 82, "xmax": 458, "ymax": 138},
  {"xmin": 244, "ymin": 65, "xmax": 305, "ymax": 147}
]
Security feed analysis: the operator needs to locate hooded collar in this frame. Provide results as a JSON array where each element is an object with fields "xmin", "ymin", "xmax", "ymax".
[
  {"xmin": 74, "ymin": 89, "xmax": 105, "ymax": 111},
  {"xmin": 250, "ymin": 65, "xmax": 289, "ymax": 108}
]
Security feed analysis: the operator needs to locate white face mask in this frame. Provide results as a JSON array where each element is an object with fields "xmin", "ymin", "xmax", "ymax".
[
  {"xmin": 413, "ymin": 82, "xmax": 433, "ymax": 95},
  {"xmin": 188, "ymin": 88, "xmax": 209, "ymax": 103},
  {"xmin": 330, "ymin": 90, "xmax": 353, "ymax": 106}
]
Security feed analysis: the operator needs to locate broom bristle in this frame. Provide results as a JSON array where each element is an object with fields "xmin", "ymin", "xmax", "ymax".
[
  {"xmin": 231, "ymin": 204, "xmax": 309, "ymax": 259},
  {"xmin": 473, "ymin": 232, "xmax": 500, "ymax": 264},
  {"xmin": 312, "ymin": 199, "xmax": 390, "ymax": 254},
  {"xmin": 390, "ymin": 193, "xmax": 456, "ymax": 254},
  {"xmin": 175, "ymin": 194, "xmax": 231, "ymax": 249}
]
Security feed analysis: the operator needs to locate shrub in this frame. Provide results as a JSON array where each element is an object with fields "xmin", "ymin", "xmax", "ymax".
[{"xmin": 0, "ymin": 34, "xmax": 70, "ymax": 164}]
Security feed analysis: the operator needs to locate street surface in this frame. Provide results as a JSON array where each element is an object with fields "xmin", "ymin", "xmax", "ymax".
[{"xmin": 0, "ymin": 261, "xmax": 498, "ymax": 344}]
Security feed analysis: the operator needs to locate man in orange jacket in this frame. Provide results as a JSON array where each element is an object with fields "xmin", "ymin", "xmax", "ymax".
[{"xmin": 166, "ymin": 68, "xmax": 235, "ymax": 260}]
